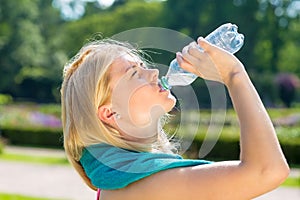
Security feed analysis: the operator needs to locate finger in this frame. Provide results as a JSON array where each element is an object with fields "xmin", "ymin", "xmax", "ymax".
[
  {"xmin": 197, "ymin": 37, "xmax": 214, "ymax": 51},
  {"xmin": 197, "ymin": 37, "xmax": 227, "ymax": 55},
  {"xmin": 188, "ymin": 46, "xmax": 206, "ymax": 59},
  {"xmin": 181, "ymin": 44, "xmax": 200, "ymax": 66},
  {"xmin": 177, "ymin": 52, "xmax": 203, "ymax": 78},
  {"xmin": 182, "ymin": 42, "xmax": 196, "ymax": 54},
  {"xmin": 176, "ymin": 52, "xmax": 193, "ymax": 70}
]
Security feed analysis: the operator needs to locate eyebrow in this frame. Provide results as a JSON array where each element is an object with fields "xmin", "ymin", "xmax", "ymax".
[
  {"xmin": 125, "ymin": 65, "xmax": 137, "ymax": 72},
  {"xmin": 125, "ymin": 64, "xmax": 138, "ymax": 73}
]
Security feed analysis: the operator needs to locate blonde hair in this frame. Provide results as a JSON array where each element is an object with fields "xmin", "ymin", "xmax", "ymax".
[{"xmin": 61, "ymin": 39, "xmax": 176, "ymax": 190}]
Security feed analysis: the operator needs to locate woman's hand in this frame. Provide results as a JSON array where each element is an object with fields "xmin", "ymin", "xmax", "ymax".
[{"xmin": 176, "ymin": 37, "xmax": 245, "ymax": 86}]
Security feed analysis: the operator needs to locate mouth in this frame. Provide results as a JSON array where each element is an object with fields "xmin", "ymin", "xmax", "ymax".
[{"xmin": 158, "ymin": 82, "xmax": 167, "ymax": 92}]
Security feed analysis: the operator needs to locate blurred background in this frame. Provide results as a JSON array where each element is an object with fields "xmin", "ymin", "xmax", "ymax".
[{"xmin": 0, "ymin": 0, "xmax": 299, "ymax": 199}]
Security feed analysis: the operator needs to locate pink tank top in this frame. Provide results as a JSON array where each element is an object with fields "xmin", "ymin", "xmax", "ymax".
[{"xmin": 96, "ymin": 188, "xmax": 101, "ymax": 199}]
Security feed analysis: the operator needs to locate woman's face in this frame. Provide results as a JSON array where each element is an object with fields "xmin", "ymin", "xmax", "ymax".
[{"xmin": 108, "ymin": 54, "xmax": 176, "ymax": 138}]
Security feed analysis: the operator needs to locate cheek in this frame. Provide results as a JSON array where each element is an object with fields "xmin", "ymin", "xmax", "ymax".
[
  {"xmin": 128, "ymin": 89, "xmax": 166, "ymax": 126},
  {"xmin": 112, "ymin": 81, "xmax": 153, "ymax": 122},
  {"xmin": 129, "ymin": 85, "xmax": 177, "ymax": 115},
  {"xmin": 129, "ymin": 86, "xmax": 154, "ymax": 114},
  {"xmin": 111, "ymin": 78, "xmax": 144, "ymax": 108}
]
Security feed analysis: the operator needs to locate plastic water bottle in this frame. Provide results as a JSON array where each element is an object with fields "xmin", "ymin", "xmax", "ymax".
[{"xmin": 160, "ymin": 23, "xmax": 244, "ymax": 90}]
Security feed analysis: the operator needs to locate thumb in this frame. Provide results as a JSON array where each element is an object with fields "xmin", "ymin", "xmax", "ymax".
[{"xmin": 197, "ymin": 36, "xmax": 227, "ymax": 55}]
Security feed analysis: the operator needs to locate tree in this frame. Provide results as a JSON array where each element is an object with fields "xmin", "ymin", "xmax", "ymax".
[
  {"xmin": 160, "ymin": 0, "xmax": 300, "ymax": 106},
  {"xmin": 0, "ymin": 0, "xmax": 67, "ymax": 102},
  {"xmin": 0, "ymin": 0, "xmax": 44, "ymax": 94},
  {"xmin": 61, "ymin": 0, "xmax": 164, "ymax": 56},
  {"xmin": 277, "ymin": 15, "xmax": 300, "ymax": 76}
]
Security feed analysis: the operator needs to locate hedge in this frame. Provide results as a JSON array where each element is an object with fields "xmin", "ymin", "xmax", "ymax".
[
  {"xmin": 184, "ymin": 138, "xmax": 300, "ymax": 165},
  {"xmin": 1, "ymin": 126, "xmax": 63, "ymax": 149},
  {"xmin": 0, "ymin": 139, "xmax": 3, "ymax": 154},
  {"xmin": 1, "ymin": 126, "xmax": 299, "ymax": 165}
]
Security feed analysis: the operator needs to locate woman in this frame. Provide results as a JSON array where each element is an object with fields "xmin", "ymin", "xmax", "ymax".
[{"xmin": 61, "ymin": 37, "xmax": 289, "ymax": 200}]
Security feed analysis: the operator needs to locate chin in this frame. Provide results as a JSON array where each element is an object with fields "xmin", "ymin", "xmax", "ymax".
[{"xmin": 165, "ymin": 97, "xmax": 177, "ymax": 113}]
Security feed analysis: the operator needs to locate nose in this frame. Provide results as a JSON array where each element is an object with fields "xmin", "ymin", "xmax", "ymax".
[{"xmin": 145, "ymin": 68, "xmax": 159, "ymax": 83}]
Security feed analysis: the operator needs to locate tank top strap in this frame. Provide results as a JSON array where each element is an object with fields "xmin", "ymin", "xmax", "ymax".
[{"xmin": 96, "ymin": 188, "xmax": 101, "ymax": 200}]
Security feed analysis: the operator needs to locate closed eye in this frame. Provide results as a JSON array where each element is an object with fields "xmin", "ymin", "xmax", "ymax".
[
  {"xmin": 127, "ymin": 65, "xmax": 139, "ymax": 79},
  {"xmin": 131, "ymin": 70, "xmax": 138, "ymax": 78}
]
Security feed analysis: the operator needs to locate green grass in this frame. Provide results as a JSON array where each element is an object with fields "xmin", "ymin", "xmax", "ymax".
[
  {"xmin": 0, "ymin": 193, "xmax": 63, "ymax": 200},
  {"xmin": 281, "ymin": 177, "xmax": 300, "ymax": 187},
  {"xmin": 0, "ymin": 152, "xmax": 69, "ymax": 165},
  {"xmin": 267, "ymin": 107, "xmax": 300, "ymax": 119}
]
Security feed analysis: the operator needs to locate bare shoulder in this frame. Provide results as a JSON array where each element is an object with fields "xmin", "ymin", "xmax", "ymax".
[
  {"xmin": 100, "ymin": 166, "xmax": 188, "ymax": 200},
  {"xmin": 99, "ymin": 161, "xmax": 276, "ymax": 200}
]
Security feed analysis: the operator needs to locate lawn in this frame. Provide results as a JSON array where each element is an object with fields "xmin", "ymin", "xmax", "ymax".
[
  {"xmin": 0, "ymin": 152, "xmax": 68, "ymax": 165},
  {"xmin": 281, "ymin": 177, "xmax": 300, "ymax": 188},
  {"xmin": 0, "ymin": 193, "xmax": 63, "ymax": 200}
]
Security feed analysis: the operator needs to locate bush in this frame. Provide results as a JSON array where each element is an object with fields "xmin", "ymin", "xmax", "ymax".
[
  {"xmin": 184, "ymin": 138, "xmax": 240, "ymax": 161},
  {"xmin": 192, "ymin": 72, "xmax": 300, "ymax": 108},
  {"xmin": 281, "ymin": 143, "xmax": 300, "ymax": 165},
  {"xmin": 171, "ymin": 108, "xmax": 300, "ymax": 165},
  {"xmin": 0, "ymin": 94, "xmax": 13, "ymax": 105},
  {"xmin": 1, "ymin": 104, "xmax": 299, "ymax": 165},
  {"xmin": 1, "ymin": 126, "xmax": 63, "ymax": 148},
  {"xmin": 183, "ymin": 132, "xmax": 300, "ymax": 165},
  {"xmin": 0, "ymin": 104, "xmax": 62, "ymax": 128},
  {"xmin": 0, "ymin": 104, "xmax": 63, "ymax": 149},
  {"xmin": 0, "ymin": 139, "xmax": 3, "ymax": 154}
]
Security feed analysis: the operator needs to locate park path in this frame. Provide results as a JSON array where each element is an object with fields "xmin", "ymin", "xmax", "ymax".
[
  {"xmin": 0, "ymin": 146, "xmax": 95, "ymax": 200},
  {"xmin": 0, "ymin": 146, "xmax": 299, "ymax": 200}
]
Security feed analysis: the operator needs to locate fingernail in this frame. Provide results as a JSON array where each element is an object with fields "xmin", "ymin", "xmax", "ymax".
[
  {"xmin": 198, "ymin": 37, "xmax": 204, "ymax": 42},
  {"xmin": 176, "ymin": 52, "xmax": 182, "ymax": 61}
]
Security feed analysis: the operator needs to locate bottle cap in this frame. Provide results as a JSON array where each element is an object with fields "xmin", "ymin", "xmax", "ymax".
[{"xmin": 160, "ymin": 77, "xmax": 171, "ymax": 90}]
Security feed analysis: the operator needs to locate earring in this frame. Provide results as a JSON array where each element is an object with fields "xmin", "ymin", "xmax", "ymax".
[
  {"xmin": 112, "ymin": 112, "xmax": 121, "ymax": 119},
  {"xmin": 115, "ymin": 113, "xmax": 121, "ymax": 119}
]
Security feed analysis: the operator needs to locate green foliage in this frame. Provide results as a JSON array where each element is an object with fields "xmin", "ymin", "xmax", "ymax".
[
  {"xmin": 0, "ymin": 104, "xmax": 63, "ymax": 148},
  {"xmin": 0, "ymin": 153, "xmax": 68, "ymax": 165},
  {"xmin": 167, "ymin": 107, "xmax": 300, "ymax": 164},
  {"xmin": 0, "ymin": 0, "xmax": 300, "ymax": 161},
  {"xmin": 278, "ymin": 21, "xmax": 300, "ymax": 75},
  {"xmin": 37, "ymin": 104, "xmax": 62, "ymax": 117},
  {"xmin": 0, "ymin": 0, "xmax": 66, "ymax": 102},
  {"xmin": 182, "ymin": 126, "xmax": 300, "ymax": 164},
  {"xmin": 1, "ymin": 126, "xmax": 63, "ymax": 148},
  {"xmin": 62, "ymin": 0, "xmax": 164, "ymax": 56},
  {"xmin": 0, "ymin": 193, "xmax": 58, "ymax": 200},
  {"xmin": 281, "ymin": 177, "xmax": 300, "ymax": 188},
  {"xmin": 0, "ymin": 139, "xmax": 3, "ymax": 154},
  {"xmin": 0, "ymin": 0, "xmax": 300, "ymax": 105},
  {"xmin": 1, "ymin": 103, "xmax": 300, "ymax": 164},
  {"xmin": 0, "ymin": 104, "xmax": 61, "ymax": 128},
  {"xmin": 0, "ymin": 94, "xmax": 13, "ymax": 105},
  {"xmin": 250, "ymin": 72, "xmax": 278, "ymax": 106}
]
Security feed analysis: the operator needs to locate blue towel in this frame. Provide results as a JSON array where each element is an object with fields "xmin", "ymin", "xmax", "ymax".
[{"xmin": 80, "ymin": 143, "xmax": 212, "ymax": 190}]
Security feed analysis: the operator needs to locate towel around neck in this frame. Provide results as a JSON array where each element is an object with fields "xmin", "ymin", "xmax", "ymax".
[{"xmin": 80, "ymin": 143, "xmax": 212, "ymax": 190}]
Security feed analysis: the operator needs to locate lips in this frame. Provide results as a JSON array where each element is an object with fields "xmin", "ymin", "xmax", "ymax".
[{"xmin": 158, "ymin": 82, "xmax": 167, "ymax": 92}]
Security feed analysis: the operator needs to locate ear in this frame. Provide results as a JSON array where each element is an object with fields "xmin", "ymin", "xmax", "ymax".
[{"xmin": 97, "ymin": 105, "xmax": 115, "ymax": 124}]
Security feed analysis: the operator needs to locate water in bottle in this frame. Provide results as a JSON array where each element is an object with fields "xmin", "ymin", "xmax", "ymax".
[{"xmin": 160, "ymin": 23, "xmax": 244, "ymax": 90}]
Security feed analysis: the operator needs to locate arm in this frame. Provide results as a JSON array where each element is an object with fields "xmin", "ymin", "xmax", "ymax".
[
  {"xmin": 101, "ymin": 38, "xmax": 289, "ymax": 200},
  {"xmin": 178, "ymin": 38, "xmax": 289, "ymax": 197},
  {"xmin": 180, "ymin": 37, "xmax": 289, "ymax": 173}
]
